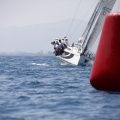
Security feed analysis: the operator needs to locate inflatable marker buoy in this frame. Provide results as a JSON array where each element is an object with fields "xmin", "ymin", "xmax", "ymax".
[{"xmin": 90, "ymin": 12, "xmax": 120, "ymax": 91}]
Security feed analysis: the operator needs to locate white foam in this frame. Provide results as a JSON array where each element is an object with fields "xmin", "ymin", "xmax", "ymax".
[
  {"xmin": 36, "ymin": 63, "xmax": 49, "ymax": 66},
  {"xmin": 31, "ymin": 63, "xmax": 37, "ymax": 65},
  {"xmin": 31, "ymin": 63, "xmax": 49, "ymax": 66}
]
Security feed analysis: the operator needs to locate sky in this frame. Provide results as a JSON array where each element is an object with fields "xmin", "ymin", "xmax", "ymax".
[{"xmin": 0, "ymin": 0, "xmax": 99, "ymax": 53}]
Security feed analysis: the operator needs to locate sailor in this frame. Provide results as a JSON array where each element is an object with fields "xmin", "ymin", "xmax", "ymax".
[
  {"xmin": 51, "ymin": 40, "xmax": 58, "ymax": 56},
  {"xmin": 51, "ymin": 37, "xmax": 68, "ymax": 56},
  {"xmin": 54, "ymin": 40, "xmax": 59, "ymax": 56},
  {"xmin": 60, "ymin": 36, "xmax": 68, "ymax": 48},
  {"xmin": 78, "ymin": 37, "xmax": 84, "ymax": 47},
  {"xmin": 61, "ymin": 38, "xmax": 67, "ymax": 49},
  {"xmin": 55, "ymin": 40, "xmax": 64, "ymax": 55},
  {"xmin": 78, "ymin": 37, "xmax": 84, "ymax": 53},
  {"xmin": 58, "ymin": 40, "xmax": 64, "ymax": 49},
  {"xmin": 63, "ymin": 36, "xmax": 69, "ymax": 46},
  {"xmin": 72, "ymin": 43, "xmax": 74, "ymax": 47},
  {"xmin": 55, "ymin": 38, "xmax": 58, "ymax": 40}
]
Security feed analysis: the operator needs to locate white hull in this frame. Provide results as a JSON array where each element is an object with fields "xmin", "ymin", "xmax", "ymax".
[
  {"xmin": 56, "ymin": 46, "xmax": 93, "ymax": 66},
  {"xmin": 57, "ymin": 53, "xmax": 80, "ymax": 66},
  {"xmin": 57, "ymin": 54, "xmax": 93, "ymax": 66},
  {"xmin": 56, "ymin": 46, "xmax": 80, "ymax": 66}
]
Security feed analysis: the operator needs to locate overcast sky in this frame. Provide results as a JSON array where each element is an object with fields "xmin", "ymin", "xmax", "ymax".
[{"xmin": 0, "ymin": 0, "xmax": 99, "ymax": 53}]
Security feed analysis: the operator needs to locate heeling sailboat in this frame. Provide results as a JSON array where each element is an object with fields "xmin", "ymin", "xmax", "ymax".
[{"xmin": 53, "ymin": 0, "xmax": 116, "ymax": 66}]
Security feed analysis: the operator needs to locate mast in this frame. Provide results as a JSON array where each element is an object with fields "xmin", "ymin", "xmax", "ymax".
[{"xmin": 81, "ymin": 0, "xmax": 116, "ymax": 57}]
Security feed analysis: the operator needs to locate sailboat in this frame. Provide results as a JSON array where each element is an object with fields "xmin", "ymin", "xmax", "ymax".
[{"xmin": 52, "ymin": 0, "xmax": 116, "ymax": 66}]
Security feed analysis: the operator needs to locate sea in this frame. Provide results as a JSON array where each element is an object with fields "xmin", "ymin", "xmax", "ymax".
[{"xmin": 0, "ymin": 56, "xmax": 120, "ymax": 120}]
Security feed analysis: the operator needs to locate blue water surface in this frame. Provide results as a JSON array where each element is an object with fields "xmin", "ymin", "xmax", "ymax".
[{"xmin": 0, "ymin": 56, "xmax": 120, "ymax": 120}]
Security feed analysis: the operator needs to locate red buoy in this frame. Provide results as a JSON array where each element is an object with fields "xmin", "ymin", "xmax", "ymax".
[{"xmin": 90, "ymin": 12, "xmax": 120, "ymax": 91}]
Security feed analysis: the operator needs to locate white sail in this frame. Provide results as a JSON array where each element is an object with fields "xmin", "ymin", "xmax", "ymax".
[
  {"xmin": 81, "ymin": 0, "xmax": 116, "ymax": 58},
  {"xmin": 90, "ymin": 0, "xmax": 120, "ymax": 53},
  {"xmin": 112, "ymin": 0, "xmax": 120, "ymax": 12},
  {"xmin": 81, "ymin": 1, "xmax": 101, "ymax": 50}
]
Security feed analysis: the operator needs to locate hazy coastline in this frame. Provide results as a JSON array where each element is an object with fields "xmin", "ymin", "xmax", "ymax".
[{"xmin": 0, "ymin": 51, "xmax": 54, "ymax": 56}]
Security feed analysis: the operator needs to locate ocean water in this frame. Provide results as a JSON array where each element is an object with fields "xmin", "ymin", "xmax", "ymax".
[{"xmin": 0, "ymin": 56, "xmax": 120, "ymax": 120}]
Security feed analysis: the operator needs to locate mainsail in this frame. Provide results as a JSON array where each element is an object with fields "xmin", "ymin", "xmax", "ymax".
[
  {"xmin": 112, "ymin": 0, "xmax": 120, "ymax": 12},
  {"xmin": 81, "ymin": 0, "xmax": 116, "ymax": 58}
]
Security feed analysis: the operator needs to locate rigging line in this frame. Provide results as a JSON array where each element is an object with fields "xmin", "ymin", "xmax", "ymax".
[
  {"xmin": 66, "ymin": 0, "xmax": 82, "ymax": 37},
  {"xmin": 69, "ymin": 0, "xmax": 97, "ymax": 39}
]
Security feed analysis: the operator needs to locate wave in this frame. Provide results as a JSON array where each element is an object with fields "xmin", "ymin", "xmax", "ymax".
[{"xmin": 31, "ymin": 63, "xmax": 49, "ymax": 66}]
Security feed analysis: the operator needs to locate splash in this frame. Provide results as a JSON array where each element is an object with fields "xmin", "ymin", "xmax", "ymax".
[{"xmin": 31, "ymin": 63, "xmax": 49, "ymax": 66}]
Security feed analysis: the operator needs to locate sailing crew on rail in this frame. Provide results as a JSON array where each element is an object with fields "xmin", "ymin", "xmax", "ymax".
[
  {"xmin": 60, "ymin": 39, "xmax": 67, "ymax": 49},
  {"xmin": 57, "ymin": 40, "xmax": 64, "ymax": 55},
  {"xmin": 51, "ymin": 39, "xmax": 58, "ymax": 56},
  {"xmin": 51, "ymin": 37, "xmax": 69, "ymax": 56},
  {"xmin": 78, "ymin": 37, "xmax": 84, "ymax": 53},
  {"xmin": 63, "ymin": 36, "xmax": 69, "ymax": 46},
  {"xmin": 65, "ymin": 38, "xmax": 69, "ymax": 46},
  {"xmin": 51, "ymin": 39, "xmax": 62, "ymax": 56}
]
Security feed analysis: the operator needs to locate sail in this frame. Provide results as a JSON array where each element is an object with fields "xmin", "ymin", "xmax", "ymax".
[
  {"xmin": 81, "ymin": 1, "xmax": 101, "ymax": 50},
  {"xmin": 81, "ymin": 0, "xmax": 116, "ymax": 57},
  {"xmin": 112, "ymin": 0, "xmax": 120, "ymax": 12}
]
